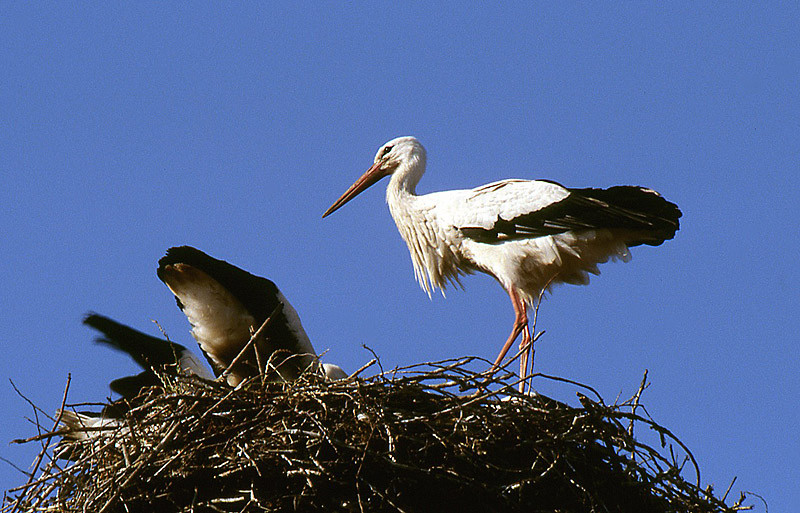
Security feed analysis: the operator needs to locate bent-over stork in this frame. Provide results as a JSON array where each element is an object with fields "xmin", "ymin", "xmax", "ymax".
[
  {"xmin": 84, "ymin": 312, "xmax": 214, "ymax": 397},
  {"xmin": 323, "ymin": 136, "xmax": 681, "ymax": 387},
  {"xmin": 158, "ymin": 246, "xmax": 346, "ymax": 386},
  {"xmin": 60, "ymin": 313, "xmax": 215, "ymax": 444}
]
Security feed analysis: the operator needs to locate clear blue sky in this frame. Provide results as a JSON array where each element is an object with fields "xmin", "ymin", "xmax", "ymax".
[{"xmin": 1, "ymin": 3, "xmax": 797, "ymax": 509}]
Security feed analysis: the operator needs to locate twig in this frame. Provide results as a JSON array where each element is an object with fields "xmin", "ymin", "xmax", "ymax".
[
  {"xmin": 350, "ymin": 358, "xmax": 377, "ymax": 378},
  {"xmin": 361, "ymin": 345, "xmax": 384, "ymax": 376},
  {"xmin": 628, "ymin": 369, "xmax": 649, "ymax": 437},
  {"xmin": 9, "ymin": 379, "xmax": 56, "ymax": 425},
  {"xmin": 722, "ymin": 476, "xmax": 737, "ymax": 503},
  {"xmin": 222, "ymin": 303, "xmax": 283, "ymax": 381},
  {"xmin": 0, "ymin": 456, "xmax": 29, "ymax": 478}
]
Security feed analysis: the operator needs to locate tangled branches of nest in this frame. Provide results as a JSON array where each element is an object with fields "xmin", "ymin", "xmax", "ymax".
[{"xmin": 6, "ymin": 357, "xmax": 751, "ymax": 513}]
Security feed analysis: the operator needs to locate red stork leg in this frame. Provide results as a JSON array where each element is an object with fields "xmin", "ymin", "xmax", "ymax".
[
  {"xmin": 518, "ymin": 320, "xmax": 533, "ymax": 394},
  {"xmin": 491, "ymin": 288, "xmax": 531, "ymax": 387},
  {"xmin": 513, "ymin": 292, "xmax": 533, "ymax": 393}
]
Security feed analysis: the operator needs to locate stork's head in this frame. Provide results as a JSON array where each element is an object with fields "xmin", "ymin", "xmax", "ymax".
[
  {"xmin": 322, "ymin": 136, "xmax": 426, "ymax": 218},
  {"xmin": 372, "ymin": 136, "xmax": 424, "ymax": 167}
]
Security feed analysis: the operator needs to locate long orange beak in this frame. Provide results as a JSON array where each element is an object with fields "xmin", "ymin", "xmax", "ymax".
[{"xmin": 322, "ymin": 162, "xmax": 388, "ymax": 218}]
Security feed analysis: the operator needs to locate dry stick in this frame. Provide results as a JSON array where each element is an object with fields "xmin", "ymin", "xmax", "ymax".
[
  {"xmin": 253, "ymin": 326, "xmax": 266, "ymax": 386},
  {"xmin": 151, "ymin": 319, "xmax": 171, "ymax": 341},
  {"xmin": 350, "ymin": 359, "xmax": 377, "ymax": 379},
  {"xmin": 9, "ymin": 387, "xmax": 47, "ymax": 472},
  {"xmin": 627, "ymin": 369, "xmax": 649, "ymax": 438},
  {"xmin": 9, "ymin": 374, "xmax": 71, "ymax": 513},
  {"xmin": 264, "ymin": 350, "xmax": 312, "ymax": 383},
  {"xmin": 0, "ymin": 456, "xmax": 28, "ymax": 478},
  {"xmin": 8, "ymin": 379, "xmax": 56, "ymax": 425},
  {"xmin": 527, "ymin": 290, "xmax": 546, "ymax": 380},
  {"xmin": 221, "ymin": 303, "xmax": 283, "ymax": 382},
  {"xmin": 721, "ymin": 476, "xmax": 737, "ymax": 504},
  {"xmin": 148, "ymin": 319, "xmax": 189, "ymax": 375},
  {"xmin": 361, "ymin": 345, "xmax": 384, "ymax": 376},
  {"xmin": 197, "ymin": 386, "xmax": 240, "ymax": 422},
  {"xmin": 11, "ymin": 431, "xmax": 66, "ymax": 445},
  {"xmin": 519, "ymin": 328, "xmax": 546, "ymax": 395},
  {"xmin": 519, "ymin": 283, "xmax": 550, "ymax": 394},
  {"xmin": 531, "ymin": 372, "xmax": 606, "ymax": 404}
]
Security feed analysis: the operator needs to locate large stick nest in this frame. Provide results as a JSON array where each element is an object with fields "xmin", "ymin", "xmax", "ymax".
[{"xmin": 6, "ymin": 357, "xmax": 751, "ymax": 512}]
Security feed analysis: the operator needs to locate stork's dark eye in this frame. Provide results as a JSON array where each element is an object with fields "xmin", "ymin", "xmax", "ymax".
[{"xmin": 381, "ymin": 145, "xmax": 394, "ymax": 157}]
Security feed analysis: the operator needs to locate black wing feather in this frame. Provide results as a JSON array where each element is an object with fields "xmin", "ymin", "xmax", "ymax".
[
  {"xmin": 84, "ymin": 313, "xmax": 196, "ymax": 400},
  {"xmin": 157, "ymin": 246, "xmax": 282, "ymax": 323},
  {"xmin": 461, "ymin": 186, "xmax": 681, "ymax": 246},
  {"xmin": 84, "ymin": 313, "xmax": 187, "ymax": 370},
  {"xmin": 109, "ymin": 371, "xmax": 162, "ymax": 399}
]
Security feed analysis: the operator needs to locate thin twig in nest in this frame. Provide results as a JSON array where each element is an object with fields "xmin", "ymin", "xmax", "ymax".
[{"xmin": 222, "ymin": 303, "xmax": 283, "ymax": 382}]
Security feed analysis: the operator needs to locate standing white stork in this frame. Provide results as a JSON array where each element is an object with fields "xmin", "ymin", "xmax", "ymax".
[{"xmin": 323, "ymin": 136, "xmax": 681, "ymax": 388}]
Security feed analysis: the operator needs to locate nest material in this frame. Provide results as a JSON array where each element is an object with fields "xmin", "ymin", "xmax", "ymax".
[{"xmin": 5, "ymin": 358, "xmax": 750, "ymax": 513}]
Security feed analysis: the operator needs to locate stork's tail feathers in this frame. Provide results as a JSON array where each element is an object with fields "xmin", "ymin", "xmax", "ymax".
[
  {"xmin": 58, "ymin": 410, "xmax": 122, "ymax": 442},
  {"xmin": 569, "ymin": 186, "xmax": 682, "ymax": 247}
]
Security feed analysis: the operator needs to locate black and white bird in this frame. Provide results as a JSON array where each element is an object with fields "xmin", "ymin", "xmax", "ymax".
[
  {"xmin": 60, "ymin": 313, "xmax": 215, "ymax": 441},
  {"xmin": 323, "ymin": 136, "xmax": 681, "ymax": 385},
  {"xmin": 84, "ymin": 312, "xmax": 214, "ymax": 397},
  {"xmin": 157, "ymin": 246, "xmax": 346, "ymax": 386}
]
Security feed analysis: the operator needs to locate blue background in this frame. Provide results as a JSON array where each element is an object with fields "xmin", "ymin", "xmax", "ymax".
[{"xmin": 2, "ymin": 4, "xmax": 796, "ymax": 509}]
